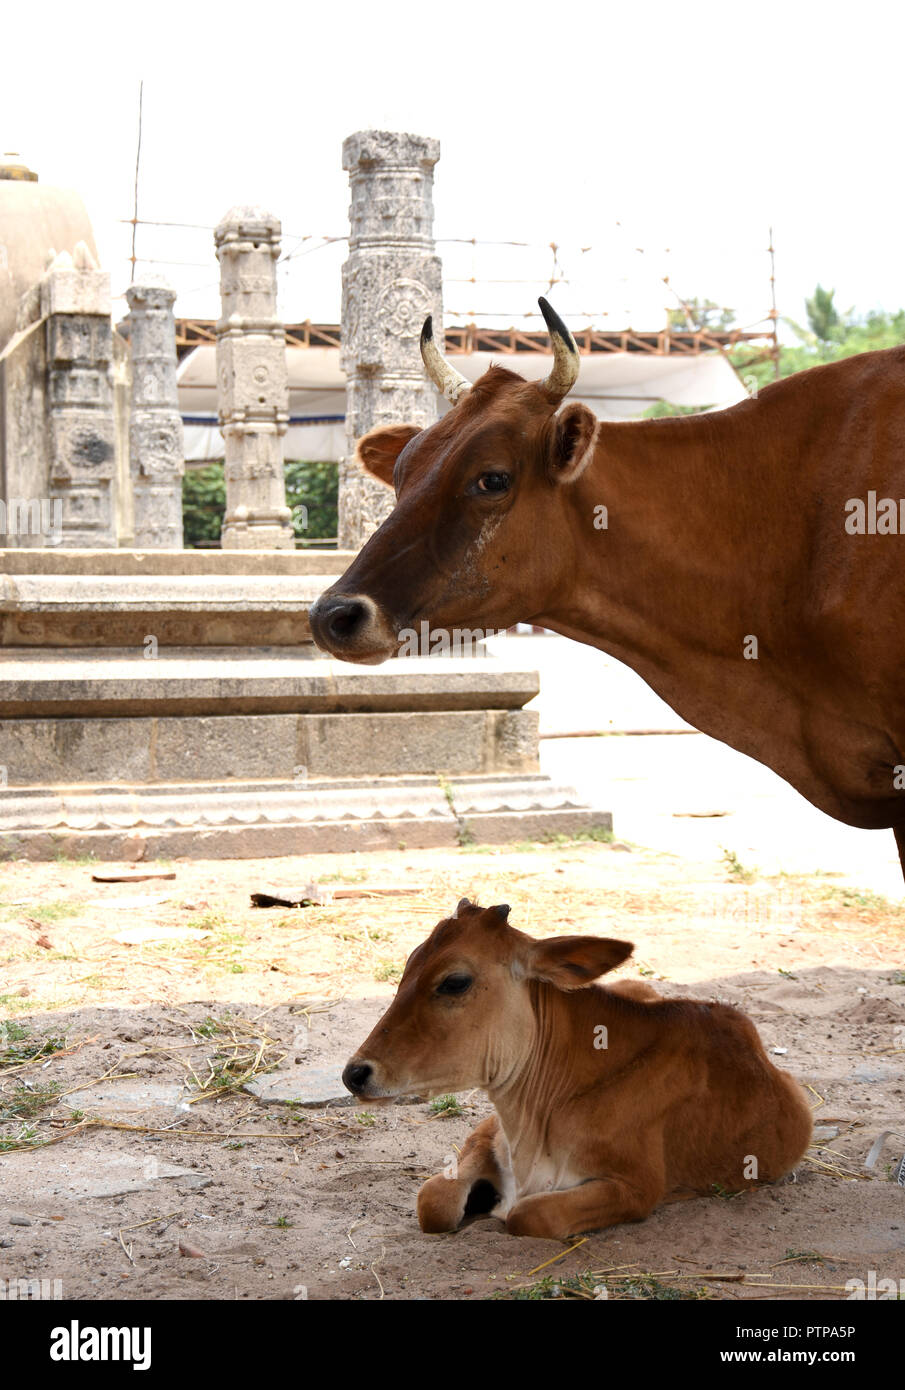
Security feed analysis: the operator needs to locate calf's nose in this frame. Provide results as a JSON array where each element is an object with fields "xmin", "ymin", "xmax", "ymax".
[{"xmin": 343, "ymin": 1060, "xmax": 373, "ymax": 1095}]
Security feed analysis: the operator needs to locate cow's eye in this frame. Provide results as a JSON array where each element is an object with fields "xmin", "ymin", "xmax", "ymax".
[
  {"xmin": 436, "ymin": 973, "xmax": 473, "ymax": 996},
  {"xmin": 475, "ymin": 472, "xmax": 511, "ymax": 494}
]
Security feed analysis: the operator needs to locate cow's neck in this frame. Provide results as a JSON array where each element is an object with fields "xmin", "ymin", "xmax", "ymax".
[
  {"xmin": 546, "ymin": 412, "xmax": 791, "ymax": 734},
  {"xmin": 532, "ymin": 407, "xmax": 879, "ymax": 822},
  {"xmin": 487, "ymin": 982, "xmax": 658, "ymax": 1187}
]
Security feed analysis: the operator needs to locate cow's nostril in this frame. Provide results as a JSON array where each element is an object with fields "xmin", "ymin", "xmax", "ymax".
[
  {"xmin": 327, "ymin": 599, "xmax": 367, "ymax": 642},
  {"xmin": 342, "ymin": 1061, "xmax": 373, "ymax": 1094}
]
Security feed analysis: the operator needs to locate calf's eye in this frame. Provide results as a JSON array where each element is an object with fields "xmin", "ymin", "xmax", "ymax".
[
  {"xmin": 476, "ymin": 472, "xmax": 510, "ymax": 494},
  {"xmin": 436, "ymin": 974, "xmax": 473, "ymax": 996}
]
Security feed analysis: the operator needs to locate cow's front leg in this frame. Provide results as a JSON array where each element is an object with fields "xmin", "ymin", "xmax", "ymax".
[
  {"xmin": 418, "ymin": 1114, "xmax": 508, "ymax": 1233},
  {"xmin": 506, "ymin": 1176, "xmax": 660, "ymax": 1240}
]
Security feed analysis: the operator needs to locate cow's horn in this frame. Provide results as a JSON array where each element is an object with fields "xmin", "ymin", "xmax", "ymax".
[
  {"xmin": 420, "ymin": 316, "xmax": 471, "ymax": 404},
  {"xmin": 537, "ymin": 296, "xmax": 580, "ymax": 402}
]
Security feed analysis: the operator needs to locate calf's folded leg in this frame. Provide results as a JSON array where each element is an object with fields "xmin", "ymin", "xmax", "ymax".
[
  {"xmin": 507, "ymin": 1174, "xmax": 661, "ymax": 1240},
  {"xmin": 418, "ymin": 1114, "xmax": 506, "ymax": 1233}
]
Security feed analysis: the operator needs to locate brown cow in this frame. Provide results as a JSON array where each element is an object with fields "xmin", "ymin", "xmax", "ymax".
[
  {"xmin": 342, "ymin": 899, "xmax": 813, "ymax": 1239},
  {"xmin": 309, "ymin": 301, "xmax": 905, "ymax": 874}
]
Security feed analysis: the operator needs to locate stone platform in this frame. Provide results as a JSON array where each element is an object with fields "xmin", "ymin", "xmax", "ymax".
[
  {"xmin": 0, "ymin": 548, "xmax": 347, "ymax": 646},
  {"xmin": 0, "ymin": 647, "xmax": 539, "ymax": 720},
  {"xmin": 0, "ymin": 548, "xmax": 612, "ymax": 859}
]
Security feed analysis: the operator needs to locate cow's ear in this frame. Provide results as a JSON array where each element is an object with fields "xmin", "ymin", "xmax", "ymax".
[
  {"xmin": 548, "ymin": 402, "xmax": 599, "ymax": 484},
  {"xmin": 355, "ymin": 424, "xmax": 422, "ymax": 487},
  {"xmin": 526, "ymin": 935, "xmax": 633, "ymax": 989}
]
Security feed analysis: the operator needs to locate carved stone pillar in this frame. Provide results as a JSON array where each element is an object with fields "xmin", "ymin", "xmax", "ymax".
[
  {"xmin": 42, "ymin": 245, "xmax": 117, "ymax": 547},
  {"xmin": 125, "ymin": 276, "xmax": 184, "ymax": 548},
  {"xmin": 214, "ymin": 206, "xmax": 294, "ymax": 550},
  {"xmin": 339, "ymin": 131, "xmax": 443, "ymax": 550}
]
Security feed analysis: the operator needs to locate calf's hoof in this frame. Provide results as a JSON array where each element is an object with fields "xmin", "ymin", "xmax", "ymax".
[
  {"xmin": 417, "ymin": 1175, "xmax": 468, "ymax": 1233},
  {"xmin": 418, "ymin": 1174, "xmax": 502, "ymax": 1232}
]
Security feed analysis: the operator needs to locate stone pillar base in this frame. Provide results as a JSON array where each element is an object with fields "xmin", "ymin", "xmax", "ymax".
[{"xmin": 221, "ymin": 518, "xmax": 295, "ymax": 550}]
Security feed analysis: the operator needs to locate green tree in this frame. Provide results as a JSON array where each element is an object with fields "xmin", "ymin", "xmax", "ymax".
[
  {"xmin": 826, "ymin": 307, "xmax": 905, "ymax": 356},
  {"xmin": 730, "ymin": 298, "xmax": 905, "ymax": 393},
  {"xmin": 653, "ymin": 284, "xmax": 905, "ymax": 409},
  {"xmin": 182, "ymin": 464, "xmax": 225, "ymax": 547},
  {"xmin": 640, "ymin": 400, "xmax": 710, "ymax": 419},
  {"xmin": 284, "ymin": 461, "xmax": 338, "ymax": 541},
  {"xmin": 667, "ymin": 297, "xmax": 736, "ymax": 333},
  {"xmin": 181, "ymin": 461, "xmax": 339, "ymax": 548},
  {"xmin": 804, "ymin": 284, "xmax": 841, "ymax": 345}
]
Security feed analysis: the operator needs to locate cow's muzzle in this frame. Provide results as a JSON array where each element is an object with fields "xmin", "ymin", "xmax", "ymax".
[
  {"xmin": 309, "ymin": 592, "xmax": 397, "ymax": 663},
  {"xmin": 342, "ymin": 1059, "xmax": 373, "ymax": 1095}
]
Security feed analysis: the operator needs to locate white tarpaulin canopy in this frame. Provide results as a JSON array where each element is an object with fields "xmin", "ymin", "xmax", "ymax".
[{"xmin": 177, "ymin": 344, "xmax": 747, "ymax": 463}]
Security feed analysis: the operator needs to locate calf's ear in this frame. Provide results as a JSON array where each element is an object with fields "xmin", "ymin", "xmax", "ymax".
[
  {"xmin": 527, "ymin": 935, "xmax": 633, "ymax": 989},
  {"xmin": 355, "ymin": 424, "xmax": 422, "ymax": 487},
  {"xmin": 548, "ymin": 402, "xmax": 599, "ymax": 484}
]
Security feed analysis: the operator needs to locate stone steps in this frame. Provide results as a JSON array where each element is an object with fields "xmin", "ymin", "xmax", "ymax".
[
  {"xmin": 0, "ymin": 773, "xmax": 611, "ymax": 861},
  {"xmin": 0, "ymin": 573, "xmax": 337, "ymax": 646},
  {"xmin": 0, "ymin": 649, "xmax": 538, "ymax": 717},
  {"xmin": 0, "ymin": 547, "xmax": 351, "ymax": 646},
  {"xmin": 0, "ymin": 548, "xmax": 351, "ymax": 575},
  {"xmin": 0, "ymin": 549, "xmax": 612, "ymax": 860}
]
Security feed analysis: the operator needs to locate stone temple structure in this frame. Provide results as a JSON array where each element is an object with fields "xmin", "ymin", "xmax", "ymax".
[
  {"xmin": 0, "ymin": 136, "xmax": 611, "ymax": 859},
  {"xmin": 215, "ymin": 206, "xmax": 294, "ymax": 550},
  {"xmin": 0, "ymin": 241, "xmax": 118, "ymax": 548},
  {"xmin": 339, "ymin": 131, "xmax": 444, "ymax": 549},
  {"xmin": 125, "ymin": 276, "xmax": 185, "ymax": 549},
  {"xmin": 0, "ymin": 154, "xmax": 98, "ymax": 354},
  {"xmin": 0, "ymin": 157, "xmax": 185, "ymax": 551}
]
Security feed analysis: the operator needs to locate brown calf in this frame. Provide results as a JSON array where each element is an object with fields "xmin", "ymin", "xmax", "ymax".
[{"xmin": 343, "ymin": 899, "xmax": 813, "ymax": 1240}]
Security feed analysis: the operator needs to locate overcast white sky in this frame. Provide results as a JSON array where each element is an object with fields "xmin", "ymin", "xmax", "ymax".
[{"xmin": 3, "ymin": 0, "xmax": 903, "ymax": 340}]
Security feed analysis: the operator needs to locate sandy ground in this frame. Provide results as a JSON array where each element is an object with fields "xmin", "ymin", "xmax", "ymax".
[
  {"xmin": 514, "ymin": 630, "xmax": 905, "ymax": 894},
  {"xmin": 1, "ymin": 839, "xmax": 903, "ymax": 1301}
]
